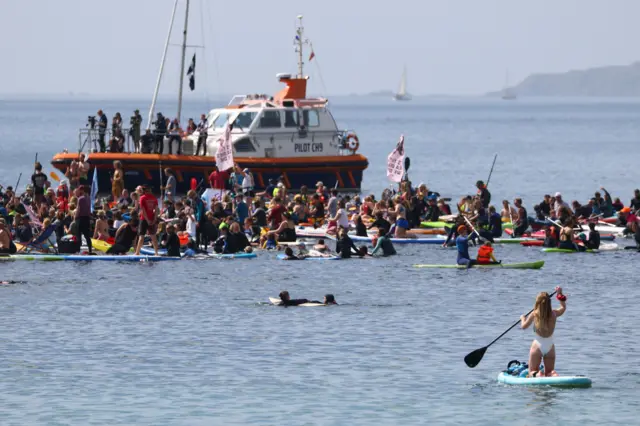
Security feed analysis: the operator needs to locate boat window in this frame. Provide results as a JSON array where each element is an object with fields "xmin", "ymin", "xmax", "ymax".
[
  {"xmin": 259, "ymin": 110, "xmax": 282, "ymax": 128},
  {"xmin": 233, "ymin": 111, "xmax": 257, "ymax": 129},
  {"xmin": 212, "ymin": 112, "xmax": 232, "ymax": 129},
  {"xmin": 302, "ymin": 110, "xmax": 320, "ymax": 127},
  {"xmin": 234, "ymin": 137, "xmax": 256, "ymax": 153},
  {"xmin": 284, "ymin": 110, "xmax": 298, "ymax": 128}
]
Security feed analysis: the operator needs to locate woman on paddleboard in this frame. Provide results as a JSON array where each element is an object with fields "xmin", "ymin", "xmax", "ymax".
[{"xmin": 520, "ymin": 287, "xmax": 567, "ymax": 377}]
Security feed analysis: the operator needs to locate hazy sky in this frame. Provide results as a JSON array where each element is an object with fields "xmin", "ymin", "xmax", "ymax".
[{"xmin": 1, "ymin": 0, "xmax": 638, "ymax": 97}]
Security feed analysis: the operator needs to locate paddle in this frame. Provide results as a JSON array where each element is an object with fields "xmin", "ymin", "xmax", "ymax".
[
  {"xmin": 464, "ymin": 290, "xmax": 557, "ymax": 368},
  {"xmin": 15, "ymin": 172, "xmax": 22, "ymax": 195},
  {"xmin": 463, "ymin": 215, "xmax": 487, "ymax": 243},
  {"xmin": 485, "ymin": 153, "xmax": 498, "ymax": 188}
]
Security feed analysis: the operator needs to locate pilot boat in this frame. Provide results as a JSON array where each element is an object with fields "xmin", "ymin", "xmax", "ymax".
[{"xmin": 50, "ymin": 8, "xmax": 367, "ymax": 194}]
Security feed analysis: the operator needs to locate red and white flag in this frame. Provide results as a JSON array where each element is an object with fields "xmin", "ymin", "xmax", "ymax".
[
  {"xmin": 386, "ymin": 134, "xmax": 405, "ymax": 183},
  {"xmin": 215, "ymin": 122, "xmax": 234, "ymax": 171}
]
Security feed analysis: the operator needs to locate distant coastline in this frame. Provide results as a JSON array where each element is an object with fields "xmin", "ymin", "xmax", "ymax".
[{"xmin": 487, "ymin": 61, "xmax": 640, "ymax": 98}]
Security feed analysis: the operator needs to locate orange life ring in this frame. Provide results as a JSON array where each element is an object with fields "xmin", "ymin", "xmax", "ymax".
[{"xmin": 346, "ymin": 134, "xmax": 359, "ymax": 152}]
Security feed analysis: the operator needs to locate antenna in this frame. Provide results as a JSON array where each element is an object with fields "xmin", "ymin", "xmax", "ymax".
[{"xmin": 294, "ymin": 15, "xmax": 308, "ymax": 78}]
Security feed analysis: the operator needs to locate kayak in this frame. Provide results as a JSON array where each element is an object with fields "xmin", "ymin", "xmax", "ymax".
[
  {"xmin": 269, "ymin": 297, "xmax": 327, "ymax": 307},
  {"xmin": 414, "ymin": 260, "xmax": 544, "ymax": 270},
  {"xmin": 541, "ymin": 248, "xmax": 598, "ymax": 253},
  {"xmin": 497, "ymin": 372, "xmax": 592, "ymax": 388},
  {"xmin": 276, "ymin": 254, "xmax": 340, "ymax": 260}
]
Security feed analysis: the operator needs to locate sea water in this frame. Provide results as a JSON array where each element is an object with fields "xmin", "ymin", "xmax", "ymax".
[{"xmin": 0, "ymin": 97, "xmax": 639, "ymax": 425}]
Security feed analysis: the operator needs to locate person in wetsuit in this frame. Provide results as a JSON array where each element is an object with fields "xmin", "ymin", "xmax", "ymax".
[
  {"xmin": 354, "ymin": 215, "xmax": 368, "ymax": 237},
  {"xmin": 456, "ymin": 225, "xmax": 476, "ymax": 268},
  {"xmin": 107, "ymin": 218, "xmax": 139, "ymax": 254},
  {"xmin": 586, "ymin": 222, "xmax": 600, "ymax": 250},
  {"xmin": 282, "ymin": 246, "xmax": 302, "ymax": 260},
  {"xmin": 476, "ymin": 180, "xmax": 491, "ymax": 208},
  {"xmin": 163, "ymin": 224, "xmax": 181, "ymax": 257},
  {"xmin": 542, "ymin": 226, "xmax": 558, "ymax": 248},
  {"xmin": 335, "ymin": 228, "xmax": 359, "ymax": 259},
  {"xmin": 488, "ymin": 206, "xmax": 503, "ymax": 238},
  {"xmin": 371, "ymin": 233, "xmax": 397, "ymax": 256},
  {"xmin": 277, "ymin": 290, "xmax": 310, "ymax": 306},
  {"xmin": 368, "ymin": 211, "xmax": 391, "ymax": 236}
]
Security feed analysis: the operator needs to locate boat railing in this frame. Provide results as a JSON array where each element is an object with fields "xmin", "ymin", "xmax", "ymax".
[{"xmin": 77, "ymin": 128, "xmax": 137, "ymax": 154}]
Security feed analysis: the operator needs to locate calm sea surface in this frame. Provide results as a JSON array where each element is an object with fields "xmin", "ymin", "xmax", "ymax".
[{"xmin": 0, "ymin": 97, "xmax": 639, "ymax": 425}]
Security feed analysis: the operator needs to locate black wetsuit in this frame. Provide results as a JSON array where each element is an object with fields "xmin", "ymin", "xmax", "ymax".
[
  {"xmin": 252, "ymin": 208, "xmax": 267, "ymax": 227},
  {"xmin": 368, "ymin": 218, "xmax": 391, "ymax": 236},
  {"xmin": 107, "ymin": 225, "xmax": 137, "ymax": 254},
  {"xmin": 424, "ymin": 204, "xmax": 440, "ymax": 222},
  {"xmin": 279, "ymin": 226, "xmax": 297, "ymax": 242},
  {"xmin": 336, "ymin": 234, "xmax": 358, "ymax": 259},
  {"xmin": 225, "ymin": 232, "xmax": 249, "ymax": 253},
  {"xmin": 165, "ymin": 233, "xmax": 181, "ymax": 257},
  {"xmin": 281, "ymin": 299, "xmax": 310, "ymax": 306},
  {"xmin": 479, "ymin": 187, "xmax": 491, "ymax": 208},
  {"xmin": 488, "ymin": 213, "xmax": 503, "ymax": 238},
  {"xmin": 513, "ymin": 207, "xmax": 529, "ymax": 237},
  {"xmin": 543, "ymin": 236, "xmax": 558, "ymax": 248},
  {"xmin": 355, "ymin": 221, "xmax": 368, "ymax": 237},
  {"xmin": 586, "ymin": 230, "xmax": 600, "ymax": 250}
]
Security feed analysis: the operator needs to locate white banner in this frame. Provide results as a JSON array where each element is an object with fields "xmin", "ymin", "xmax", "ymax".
[
  {"xmin": 201, "ymin": 188, "xmax": 229, "ymax": 209},
  {"xmin": 215, "ymin": 122, "xmax": 234, "ymax": 172},
  {"xmin": 386, "ymin": 134, "xmax": 405, "ymax": 183}
]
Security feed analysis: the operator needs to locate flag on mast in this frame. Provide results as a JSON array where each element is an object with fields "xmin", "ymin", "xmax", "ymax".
[
  {"xmin": 187, "ymin": 54, "xmax": 196, "ymax": 91},
  {"xmin": 309, "ymin": 50, "xmax": 315, "ymax": 61},
  {"xmin": 386, "ymin": 135, "xmax": 405, "ymax": 183}
]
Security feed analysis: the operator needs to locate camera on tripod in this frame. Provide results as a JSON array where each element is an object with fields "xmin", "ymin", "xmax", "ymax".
[{"xmin": 87, "ymin": 116, "xmax": 96, "ymax": 129}]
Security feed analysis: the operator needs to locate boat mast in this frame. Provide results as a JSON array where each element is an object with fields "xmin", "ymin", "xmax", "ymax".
[
  {"xmin": 177, "ymin": 0, "xmax": 190, "ymax": 123},
  {"xmin": 295, "ymin": 15, "xmax": 305, "ymax": 78},
  {"xmin": 147, "ymin": 0, "xmax": 180, "ymax": 131}
]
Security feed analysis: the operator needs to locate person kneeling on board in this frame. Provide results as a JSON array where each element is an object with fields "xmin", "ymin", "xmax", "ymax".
[
  {"xmin": 371, "ymin": 233, "xmax": 397, "ymax": 257},
  {"xmin": 520, "ymin": 287, "xmax": 567, "ymax": 377},
  {"xmin": 107, "ymin": 218, "xmax": 139, "ymax": 255},
  {"xmin": 456, "ymin": 226, "xmax": 476, "ymax": 268},
  {"xmin": 476, "ymin": 241, "xmax": 501, "ymax": 265},
  {"xmin": 277, "ymin": 291, "xmax": 338, "ymax": 306}
]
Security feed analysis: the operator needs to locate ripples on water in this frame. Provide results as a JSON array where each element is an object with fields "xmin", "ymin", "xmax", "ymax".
[{"xmin": 1, "ymin": 98, "xmax": 639, "ymax": 424}]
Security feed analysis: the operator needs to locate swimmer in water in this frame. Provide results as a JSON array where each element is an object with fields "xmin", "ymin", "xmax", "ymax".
[
  {"xmin": 314, "ymin": 239, "xmax": 329, "ymax": 252},
  {"xmin": 282, "ymin": 246, "xmax": 302, "ymax": 260},
  {"xmin": 276, "ymin": 291, "xmax": 338, "ymax": 306}
]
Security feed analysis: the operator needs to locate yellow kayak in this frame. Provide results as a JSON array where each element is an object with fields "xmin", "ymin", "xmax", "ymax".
[{"xmin": 91, "ymin": 239, "xmax": 112, "ymax": 253}]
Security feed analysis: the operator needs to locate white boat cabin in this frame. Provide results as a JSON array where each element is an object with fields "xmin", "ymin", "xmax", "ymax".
[{"xmin": 202, "ymin": 75, "xmax": 356, "ymax": 158}]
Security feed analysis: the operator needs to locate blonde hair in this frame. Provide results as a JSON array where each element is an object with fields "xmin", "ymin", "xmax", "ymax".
[{"xmin": 533, "ymin": 292, "xmax": 552, "ymax": 332}]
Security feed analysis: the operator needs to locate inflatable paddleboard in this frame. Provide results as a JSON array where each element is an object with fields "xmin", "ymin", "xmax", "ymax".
[
  {"xmin": 268, "ymin": 297, "xmax": 327, "ymax": 307},
  {"xmin": 63, "ymin": 255, "xmax": 181, "ymax": 262},
  {"xmin": 541, "ymin": 248, "xmax": 598, "ymax": 253},
  {"xmin": 348, "ymin": 235, "xmax": 446, "ymax": 244},
  {"xmin": 209, "ymin": 253, "xmax": 257, "ymax": 259},
  {"xmin": 414, "ymin": 261, "xmax": 544, "ymax": 270},
  {"xmin": 497, "ymin": 372, "xmax": 592, "ymax": 388},
  {"xmin": 0, "ymin": 254, "xmax": 64, "ymax": 262}
]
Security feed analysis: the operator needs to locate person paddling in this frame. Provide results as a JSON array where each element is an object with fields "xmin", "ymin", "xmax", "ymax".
[
  {"xmin": 586, "ymin": 222, "xmax": 600, "ymax": 250},
  {"xmin": 520, "ymin": 287, "xmax": 567, "ymax": 377},
  {"xmin": 456, "ymin": 225, "xmax": 475, "ymax": 268}
]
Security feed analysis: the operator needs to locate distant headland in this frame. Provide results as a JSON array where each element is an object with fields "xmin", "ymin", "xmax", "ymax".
[{"xmin": 488, "ymin": 62, "xmax": 640, "ymax": 97}]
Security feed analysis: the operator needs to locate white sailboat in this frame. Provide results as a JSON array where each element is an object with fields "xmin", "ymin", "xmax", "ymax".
[
  {"xmin": 393, "ymin": 67, "xmax": 412, "ymax": 101},
  {"xmin": 502, "ymin": 69, "xmax": 517, "ymax": 100}
]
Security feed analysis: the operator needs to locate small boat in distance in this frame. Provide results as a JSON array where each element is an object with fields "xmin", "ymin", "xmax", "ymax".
[
  {"xmin": 393, "ymin": 66, "xmax": 412, "ymax": 101},
  {"xmin": 502, "ymin": 69, "xmax": 517, "ymax": 100}
]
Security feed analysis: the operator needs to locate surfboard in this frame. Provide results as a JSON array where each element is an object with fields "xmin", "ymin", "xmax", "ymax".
[
  {"xmin": 268, "ymin": 297, "xmax": 326, "ymax": 307},
  {"xmin": 497, "ymin": 372, "xmax": 592, "ymax": 388}
]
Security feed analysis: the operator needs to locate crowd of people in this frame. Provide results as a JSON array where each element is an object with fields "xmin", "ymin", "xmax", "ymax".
[
  {"xmin": 1, "ymin": 157, "xmax": 639, "ymax": 260},
  {"xmin": 89, "ymin": 109, "xmax": 209, "ymax": 156}
]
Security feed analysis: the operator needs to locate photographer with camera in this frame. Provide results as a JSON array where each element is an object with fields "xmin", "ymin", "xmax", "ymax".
[
  {"xmin": 129, "ymin": 109, "xmax": 143, "ymax": 152},
  {"xmin": 196, "ymin": 113, "xmax": 208, "ymax": 156},
  {"xmin": 153, "ymin": 112, "xmax": 167, "ymax": 154},
  {"xmin": 97, "ymin": 110, "xmax": 108, "ymax": 152}
]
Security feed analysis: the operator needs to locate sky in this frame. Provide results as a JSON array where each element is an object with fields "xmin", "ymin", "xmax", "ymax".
[{"xmin": 0, "ymin": 0, "xmax": 638, "ymax": 97}]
